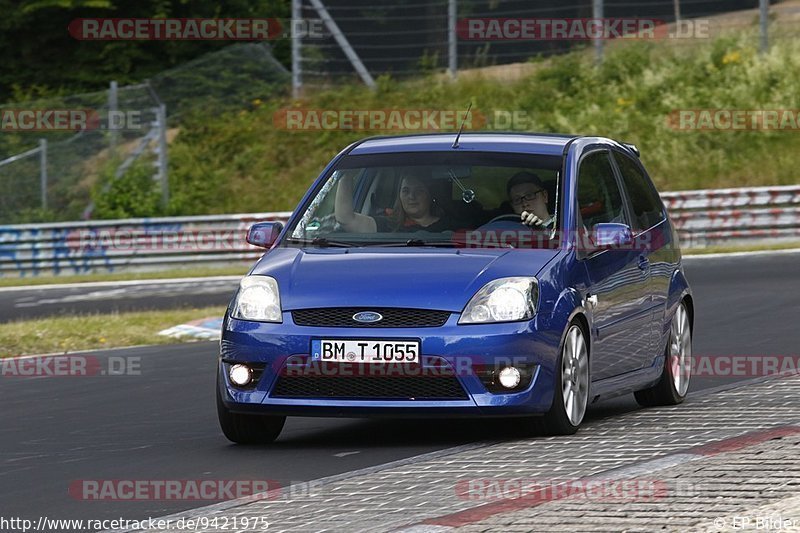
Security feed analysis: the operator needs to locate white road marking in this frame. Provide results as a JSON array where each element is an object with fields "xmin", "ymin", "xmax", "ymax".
[
  {"xmin": 683, "ymin": 247, "xmax": 800, "ymax": 261},
  {"xmin": 2, "ymin": 341, "xmax": 214, "ymax": 361},
  {"xmin": 0, "ymin": 275, "xmax": 242, "ymax": 293},
  {"xmin": 12, "ymin": 280, "xmax": 237, "ymax": 307},
  {"xmin": 334, "ymin": 451, "xmax": 361, "ymax": 458}
]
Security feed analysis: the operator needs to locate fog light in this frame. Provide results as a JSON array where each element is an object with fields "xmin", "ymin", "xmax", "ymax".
[
  {"xmin": 229, "ymin": 364, "xmax": 253, "ymax": 386},
  {"xmin": 498, "ymin": 367, "xmax": 521, "ymax": 389}
]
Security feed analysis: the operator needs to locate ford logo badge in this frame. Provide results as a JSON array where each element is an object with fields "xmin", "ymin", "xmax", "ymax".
[{"xmin": 353, "ymin": 311, "xmax": 383, "ymax": 323}]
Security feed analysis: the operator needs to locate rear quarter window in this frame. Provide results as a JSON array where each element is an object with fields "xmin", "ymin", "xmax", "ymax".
[{"xmin": 613, "ymin": 151, "xmax": 665, "ymax": 231}]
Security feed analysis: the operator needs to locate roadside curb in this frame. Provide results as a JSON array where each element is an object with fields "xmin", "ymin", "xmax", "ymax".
[
  {"xmin": 110, "ymin": 372, "xmax": 800, "ymax": 533},
  {"xmin": 109, "ymin": 439, "xmax": 503, "ymax": 533},
  {"xmin": 408, "ymin": 425, "xmax": 800, "ymax": 530}
]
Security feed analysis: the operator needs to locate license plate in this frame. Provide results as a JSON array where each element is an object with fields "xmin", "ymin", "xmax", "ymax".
[{"xmin": 311, "ymin": 339, "xmax": 420, "ymax": 364}]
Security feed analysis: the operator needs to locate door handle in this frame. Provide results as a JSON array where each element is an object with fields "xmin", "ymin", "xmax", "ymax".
[{"xmin": 637, "ymin": 256, "xmax": 650, "ymax": 271}]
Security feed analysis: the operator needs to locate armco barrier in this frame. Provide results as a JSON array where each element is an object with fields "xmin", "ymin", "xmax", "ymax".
[
  {"xmin": 660, "ymin": 185, "xmax": 800, "ymax": 248},
  {"xmin": 0, "ymin": 186, "xmax": 798, "ymax": 278},
  {"xmin": 0, "ymin": 212, "xmax": 291, "ymax": 278}
]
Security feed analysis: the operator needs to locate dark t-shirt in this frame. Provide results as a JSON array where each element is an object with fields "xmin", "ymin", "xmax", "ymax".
[{"xmin": 374, "ymin": 215, "xmax": 454, "ymax": 233}]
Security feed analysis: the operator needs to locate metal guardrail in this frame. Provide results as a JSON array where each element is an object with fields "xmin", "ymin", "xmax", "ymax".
[
  {"xmin": 1, "ymin": 186, "xmax": 798, "ymax": 278},
  {"xmin": 0, "ymin": 213, "xmax": 291, "ymax": 277},
  {"xmin": 661, "ymin": 185, "xmax": 800, "ymax": 247}
]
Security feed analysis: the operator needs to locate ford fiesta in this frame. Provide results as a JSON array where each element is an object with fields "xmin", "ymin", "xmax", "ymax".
[{"xmin": 217, "ymin": 133, "xmax": 694, "ymax": 444}]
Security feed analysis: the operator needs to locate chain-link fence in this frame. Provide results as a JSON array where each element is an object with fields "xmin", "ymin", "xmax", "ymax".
[
  {"xmin": 1, "ymin": 3, "xmax": 792, "ymax": 223},
  {"xmin": 0, "ymin": 84, "xmax": 160, "ymax": 224},
  {"xmin": 293, "ymin": 0, "xmax": 787, "ymax": 88},
  {"xmin": 0, "ymin": 42, "xmax": 289, "ymax": 224},
  {"xmin": 148, "ymin": 41, "xmax": 290, "ymax": 121}
]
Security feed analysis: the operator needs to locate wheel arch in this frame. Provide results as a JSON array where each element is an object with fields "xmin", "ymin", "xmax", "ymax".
[
  {"xmin": 552, "ymin": 287, "xmax": 592, "ymax": 361},
  {"xmin": 668, "ymin": 267, "xmax": 694, "ymax": 330}
]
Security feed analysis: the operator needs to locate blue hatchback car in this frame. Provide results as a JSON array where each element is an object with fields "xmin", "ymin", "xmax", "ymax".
[{"xmin": 217, "ymin": 133, "xmax": 694, "ymax": 443}]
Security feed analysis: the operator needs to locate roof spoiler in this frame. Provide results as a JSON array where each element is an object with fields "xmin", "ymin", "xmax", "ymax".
[{"xmin": 621, "ymin": 143, "xmax": 640, "ymax": 157}]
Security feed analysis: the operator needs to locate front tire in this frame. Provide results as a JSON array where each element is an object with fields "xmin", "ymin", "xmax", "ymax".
[
  {"xmin": 539, "ymin": 322, "xmax": 590, "ymax": 435},
  {"xmin": 635, "ymin": 300, "xmax": 692, "ymax": 407},
  {"xmin": 216, "ymin": 382, "xmax": 286, "ymax": 444}
]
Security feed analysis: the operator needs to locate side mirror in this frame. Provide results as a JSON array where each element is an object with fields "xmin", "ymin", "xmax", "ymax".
[
  {"xmin": 246, "ymin": 222, "xmax": 283, "ymax": 249},
  {"xmin": 593, "ymin": 223, "xmax": 633, "ymax": 250}
]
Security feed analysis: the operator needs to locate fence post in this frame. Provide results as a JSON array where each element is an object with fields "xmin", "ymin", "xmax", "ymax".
[
  {"xmin": 593, "ymin": 0, "xmax": 604, "ymax": 65},
  {"xmin": 108, "ymin": 80, "xmax": 119, "ymax": 153},
  {"xmin": 156, "ymin": 104, "xmax": 169, "ymax": 208},
  {"xmin": 673, "ymin": 0, "xmax": 681, "ymax": 22},
  {"xmin": 759, "ymin": 0, "xmax": 769, "ymax": 54},
  {"xmin": 448, "ymin": 0, "xmax": 457, "ymax": 79},
  {"xmin": 39, "ymin": 138, "xmax": 48, "ymax": 210},
  {"xmin": 292, "ymin": 0, "xmax": 302, "ymax": 97}
]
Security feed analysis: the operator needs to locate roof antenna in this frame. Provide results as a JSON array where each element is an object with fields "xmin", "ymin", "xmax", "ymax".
[{"xmin": 452, "ymin": 102, "xmax": 472, "ymax": 149}]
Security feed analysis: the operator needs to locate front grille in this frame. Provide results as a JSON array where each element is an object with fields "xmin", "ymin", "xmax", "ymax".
[
  {"xmin": 292, "ymin": 308, "xmax": 450, "ymax": 328},
  {"xmin": 272, "ymin": 374, "xmax": 467, "ymax": 400}
]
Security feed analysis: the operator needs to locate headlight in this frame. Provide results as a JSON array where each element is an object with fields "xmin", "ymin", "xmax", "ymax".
[
  {"xmin": 459, "ymin": 277, "xmax": 538, "ymax": 324},
  {"xmin": 231, "ymin": 276, "xmax": 282, "ymax": 322}
]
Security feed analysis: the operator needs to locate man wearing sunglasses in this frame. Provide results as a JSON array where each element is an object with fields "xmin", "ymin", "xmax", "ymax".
[{"xmin": 507, "ymin": 171, "xmax": 554, "ymax": 228}]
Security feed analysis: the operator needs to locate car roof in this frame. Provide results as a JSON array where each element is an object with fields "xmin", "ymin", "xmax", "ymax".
[{"xmin": 348, "ymin": 133, "xmax": 583, "ymax": 157}]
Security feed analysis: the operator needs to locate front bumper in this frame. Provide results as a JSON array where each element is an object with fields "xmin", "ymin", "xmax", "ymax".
[{"xmin": 218, "ymin": 310, "xmax": 564, "ymax": 417}]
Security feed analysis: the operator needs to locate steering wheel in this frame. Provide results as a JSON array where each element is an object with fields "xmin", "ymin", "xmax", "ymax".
[{"xmin": 486, "ymin": 213, "xmax": 523, "ymax": 224}]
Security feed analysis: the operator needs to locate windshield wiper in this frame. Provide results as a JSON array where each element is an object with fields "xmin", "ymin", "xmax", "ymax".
[
  {"xmin": 373, "ymin": 239, "xmax": 461, "ymax": 248},
  {"xmin": 286, "ymin": 237, "xmax": 357, "ymax": 248},
  {"xmin": 366, "ymin": 238, "xmax": 517, "ymax": 249}
]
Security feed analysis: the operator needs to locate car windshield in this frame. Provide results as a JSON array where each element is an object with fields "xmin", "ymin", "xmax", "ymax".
[{"xmin": 284, "ymin": 151, "xmax": 562, "ymax": 249}]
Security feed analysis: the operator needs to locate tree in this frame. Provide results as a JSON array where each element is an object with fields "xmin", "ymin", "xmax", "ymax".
[{"xmin": 0, "ymin": 0, "xmax": 289, "ymax": 101}]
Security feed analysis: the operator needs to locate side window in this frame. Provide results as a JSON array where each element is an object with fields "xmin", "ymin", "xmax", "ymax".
[
  {"xmin": 577, "ymin": 151, "xmax": 625, "ymax": 230},
  {"xmin": 613, "ymin": 152, "xmax": 665, "ymax": 231}
]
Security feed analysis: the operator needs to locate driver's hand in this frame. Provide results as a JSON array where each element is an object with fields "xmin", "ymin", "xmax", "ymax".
[{"xmin": 520, "ymin": 211, "xmax": 544, "ymax": 227}]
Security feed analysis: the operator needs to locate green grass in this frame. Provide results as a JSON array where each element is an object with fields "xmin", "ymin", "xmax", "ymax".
[
  {"xmin": 0, "ymin": 306, "xmax": 226, "ymax": 357},
  {"xmin": 0, "ymin": 265, "xmax": 248, "ymax": 288},
  {"xmin": 155, "ymin": 26, "xmax": 800, "ymax": 218}
]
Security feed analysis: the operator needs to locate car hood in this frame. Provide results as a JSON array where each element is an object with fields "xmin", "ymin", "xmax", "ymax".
[{"xmin": 250, "ymin": 247, "xmax": 560, "ymax": 312}]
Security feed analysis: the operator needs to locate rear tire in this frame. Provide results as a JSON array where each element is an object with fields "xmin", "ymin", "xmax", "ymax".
[
  {"xmin": 216, "ymin": 382, "xmax": 285, "ymax": 444},
  {"xmin": 635, "ymin": 300, "xmax": 692, "ymax": 407},
  {"xmin": 538, "ymin": 321, "xmax": 590, "ymax": 436}
]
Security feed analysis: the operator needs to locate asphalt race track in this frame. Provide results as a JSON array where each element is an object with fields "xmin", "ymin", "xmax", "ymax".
[
  {"xmin": 1, "ymin": 251, "xmax": 798, "ymax": 528},
  {"xmin": 0, "ymin": 277, "xmax": 241, "ymax": 323}
]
